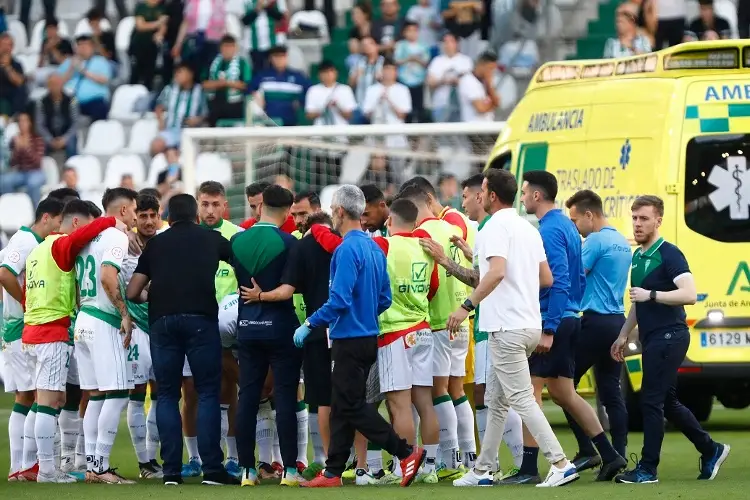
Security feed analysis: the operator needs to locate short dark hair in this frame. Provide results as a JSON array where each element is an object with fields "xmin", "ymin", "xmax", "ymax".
[
  {"xmin": 262, "ymin": 185, "xmax": 294, "ymax": 209},
  {"xmin": 175, "ymin": 62, "xmax": 194, "ymax": 74},
  {"xmin": 318, "ymin": 60, "xmax": 336, "ymax": 72},
  {"xmin": 220, "ymin": 34, "xmax": 236, "ymax": 45},
  {"xmin": 35, "ymin": 197, "xmax": 65, "ymax": 223},
  {"xmin": 48, "ymin": 187, "xmax": 80, "ymax": 204},
  {"xmin": 198, "ymin": 181, "xmax": 226, "ymax": 197},
  {"xmin": 62, "ymin": 199, "xmax": 92, "ymax": 221},
  {"xmin": 565, "ymin": 189, "xmax": 603, "ymax": 215},
  {"xmin": 389, "ymin": 198, "xmax": 418, "ymax": 224},
  {"xmin": 86, "ymin": 7, "xmax": 104, "ymax": 20},
  {"xmin": 294, "ymin": 191, "xmax": 321, "ymax": 208},
  {"xmin": 85, "ymin": 201, "xmax": 102, "ymax": 218},
  {"xmin": 402, "ymin": 176, "xmax": 436, "ymax": 197},
  {"xmin": 305, "ymin": 211, "xmax": 333, "ymax": 229},
  {"xmin": 58, "ymin": 39, "xmax": 73, "ymax": 56},
  {"xmin": 139, "ymin": 187, "xmax": 161, "ymax": 201},
  {"xmin": 395, "ymin": 183, "xmax": 430, "ymax": 206},
  {"xmin": 484, "ymin": 169, "xmax": 517, "ymax": 205},
  {"xmin": 360, "ymin": 184, "xmax": 385, "ymax": 205},
  {"xmin": 382, "ymin": 57, "xmax": 397, "ymax": 68},
  {"xmin": 169, "ymin": 194, "xmax": 199, "ymax": 222},
  {"xmin": 45, "ymin": 18, "xmax": 59, "ymax": 28},
  {"xmin": 245, "ymin": 181, "xmax": 271, "ymax": 198},
  {"xmin": 477, "ymin": 50, "xmax": 498, "ymax": 65},
  {"xmin": 102, "ymin": 187, "xmax": 138, "ymax": 212},
  {"xmin": 75, "ymin": 34, "xmax": 93, "ymax": 43},
  {"xmin": 402, "ymin": 20, "xmax": 418, "ymax": 31},
  {"xmin": 461, "ymin": 173, "xmax": 484, "ymax": 191},
  {"xmin": 437, "ymin": 173, "xmax": 456, "ymax": 187},
  {"xmin": 522, "ymin": 170, "xmax": 558, "ymax": 202},
  {"xmin": 631, "ymin": 195, "xmax": 664, "ymax": 217},
  {"xmin": 136, "ymin": 194, "xmax": 160, "ymax": 213},
  {"xmin": 269, "ymin": 45, "xmax": 287, "ymax": 56}
]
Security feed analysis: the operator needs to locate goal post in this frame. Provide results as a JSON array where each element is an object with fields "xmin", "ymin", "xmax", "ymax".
[{"xmin": 181, "ymin": 121, "xmax": 505, "ymax": 223}]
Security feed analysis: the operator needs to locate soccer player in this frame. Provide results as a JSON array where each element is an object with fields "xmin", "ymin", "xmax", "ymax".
[
  {"xmin": 121, "ymin": 194, "xmax": 163, "ymax": 479},
  {"xmin": 564, "ymin": 190, "xmax": 631, "ymax": 466},
  {"xmin": 612, "ymin": 196, "xmax": 729, "ymax": 484},
  {"xmin": 241, "ymin": 181, "xmax": 297, "ymax": 232},
  {"xmin": 2, "ymin": 198, "xmax": 65, "ymax": 481},
  {"xmin": 360, "ymin": 184, "xmax": 390, "ymax": 238},
  {"xmin": 23, "ymin": 200, "xmax": 126, "ymax": 483},
  {"xmin": 75, "ymin": 188, "xmax": 139, "ymax": 484},
  {"xmin": 512, "ymin": 171, "xmax": 625, "ymax": 484}
]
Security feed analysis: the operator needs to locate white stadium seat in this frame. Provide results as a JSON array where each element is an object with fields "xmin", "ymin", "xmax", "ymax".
[
  {"xmin": 147, "ymin": 153, "xmax": 169, "ymax": 186},
  {"xmin": 2, "ymin": 122, "xmax": 19, "ymax": 146},
  {"xmin": 289, "ymin": 11, "xmax": 329, "ymax": 42},
  {"xmin": 16, "ymin": 54, "xmax": 39, "ymax": 75},
  {"xmin": 41, "ymin": 156, "xmax": 60, "ymax": 186},
  {"xmin": 226, "ymin": 14, "xmax": 243, "ymax": 41},
  {"xmin": 195, "ymin": 153, "xmax": 232, "ymax": 185},
  {"xmin": 715, "ymin": 0, "xmax": 739, "ymax": 38},
  {"xmin": 319, "ymin": 184, "xmax": 341, "ymax": 214},
  {"xmin": 104, "ymin": 154, "xmax": 146, "ymax": 188},
  {"xmin": 226, "ymin": 0, "xmax": 246, "ymax": 16},
  {"xmin": 74, "ymin": 18, "xmax": 112, "ymax": 37},
  {"xmin": 8, "ymin": 20, "xmax": 28, "ymax": 54},
  {"xmin": 115, "ymin": 16, "xmax": 136, "ymax": 53},
  {"xmin": 65, "ymin": 155, "xmax": 103, "ymax": 190},
  {"xmin": 0, "ymin": 194, "xmax": 35, "ymax": 233},
  {"xmin": 109, "ymin": 84, "xmax": 150, "ymax": 122},
  {"xmin": 81, "ymin": 190, "xmax": 104, "ymax": 211},
  {"xmin": 287, "ymin": 45, "xmax": 308, "ymax": 74},
  {"xmin": 83, "ymin": 120, "xmax": 126, "ymax": 156},
  {"xmin": 124, "ymin": 118, "xmax": 159, "ymax": 155}
]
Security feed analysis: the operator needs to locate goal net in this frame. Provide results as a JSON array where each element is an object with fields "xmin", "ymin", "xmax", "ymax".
[{"xmin": 181, "ymin": 110, "xmax": 505, "ymax": 223}]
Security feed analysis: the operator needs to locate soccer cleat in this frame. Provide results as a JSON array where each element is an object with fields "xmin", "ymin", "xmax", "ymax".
[
  {"xmin": 496, "ymin": 470, "xmax": 540, "ymax": 485},
  {"xmin": 224, "ymin": 459, "xmax": 241, "ymax": 479},
  {"xmin": 399, "ymin": 446, "xmax": 426, "ymax": 487},
  {"xmin": 453, "ymin": 468, "xmax": 494, "ymax": 487},
  {"xmin": 257, "ymin": 461, "xmax": 277, "ymax": 479},
  {"xmin": 67, "ymin": 470, "xmax": 86, "ymax": 482},
  {"xmin": 281, "ymin": 470, "xmax": 306, "ymax": 486},
  {"xmin": 615, "ymin": 463, "xmax": 658, "ymax": 484},
  {"xmin": 95, "ymin": 468, "xmax": 137, "ymax": 484},
  {"xmin": 302, "ymin": 462, "xmax": 324, "ymax": 480},
  {"xmin": 85, "ymin": 471, "xmax": 103, "ymax": 483},
  {"xmin": 140, "ymin": 461, "xmax": 164, "ymax": 479},
  {"xmin": 202, "ymin": 470, "xmax": 241, "ymax": 485},
  {"xmin": 18, "ymin": 463, "xmax": 39, "ymax": 482},
  {"xmin": 163, "ymin": 475, "xmax": 183, "ymax": 485},
  {"xmin": 296, "ymin": 461, "xmax": 307, "ymax": 474},
  {"xmin": 596, "ymin": 455, "xmax": 628, "ymax": 482},
  {"xmin": 241, "ymin": 468, "xmax": 260, "ymax": 487},
  {"xmin": 271, "ymin": 461, "xmax": 284, "ymax": 476},
  {"xmin": 537, "ymin": 461, "xmax": 579, "ymax": 487},
  {"xmin": 375, "ymin": 471, "xmax": 402, "ymax": 485},
  {"xmin": 301, "ymin": 472, "xmax": 343, "ymax": 488},
  {"xmin": 571, "ymin": 453, "xmax": 602, "ymax": 473},
  {"xmin": 181, "ymin": 458, "xmax": 202, "ymax": 477},
  {"xmin": 698, "ymin": 443, "xmax": 730, "ymax": 480},
  {"xmin": 355, "ymin": 468, "xmax": 379, "ymax": 485},
  {"xmin": 437, "ymin": 463, "xmax": 464, "ymax": 482},
  {"xmin": 415, "ymin": 470, "xmax": 438, "ymax": 484},
  {"xmin": 37, "ymin": 470, "xmax": 77, "ymax": 483},
  {"xmin": 8, "ymin": 471, "xmax": 21, "ymax": 482},
  {"xmin": 342, "ymin": 461, "xmax": 356, "ymax": 480}
]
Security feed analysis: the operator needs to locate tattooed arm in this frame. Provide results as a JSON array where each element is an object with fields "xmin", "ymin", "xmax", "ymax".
[
  {"xmin": 443, "ymin": 258, "xmax": 480, "ymax": 288},
  {"xmin": 101, "ymin": 264, "xmax": 133, "ymax": 348}
]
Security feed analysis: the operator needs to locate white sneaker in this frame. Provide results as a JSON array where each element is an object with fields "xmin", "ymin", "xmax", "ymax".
[
  {"xmin": 60, "ymin": 457, "xmax": 75, "ymax": 474},
  {"xmin": 355, "ymin": 468, "xmax": 379, "ymax": 485},
  {"xmin": 37, "ymin": 470, "xmax": 77, "ymax": 483},
  {"xmin": 453, "ymin": 469, "xmax": 493, "ymax": 487},
  {"xmin": 536, "ymin": 461, "xmax": 579, "ymax": 487}
]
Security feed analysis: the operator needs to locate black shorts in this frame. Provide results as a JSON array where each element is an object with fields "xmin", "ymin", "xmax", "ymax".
[
  {"xmin": 303, "ymin": 339, "xmax": 332, "ymax": 407},
  {"xmin": 528, "ymin": 316, "xmax": 579, "ymax": 379}
]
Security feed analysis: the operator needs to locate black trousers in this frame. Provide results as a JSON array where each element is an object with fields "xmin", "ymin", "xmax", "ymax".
[
  {"xmin": 326, "ymin": 336, "xmax": 410, "ymax": 476},
  {"xmin": 207, "ymin": 98, "xmax": 245, "ymax": 126},
  {"xmin": 94, "ymin": 0, "xmax": 128, "ymax": 19},
  {"xmin": 639, "ymin": 329, "xmax": 714, "ymax": 474},
  {"xmin": 129, "ymin": 42, "xmax": 158, "ymax": 90},
  {"xmin": 564, "ymin": 312, "xmax": 628, "ymax": 458},
  {"xmin": 655, "ymin": 18, "xmax": 685, "ymax": 50},
  {"xmin": 20, "ymin": 0, "xmax": 56, "ymax": 33}
]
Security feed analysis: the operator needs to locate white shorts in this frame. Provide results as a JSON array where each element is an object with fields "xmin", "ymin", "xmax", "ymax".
[
  {"xmin": 130, "ymin": 327, "xmax": 153, "ymax": 386},
  {"xmin": 74, "ymin": 312, "xmax": 134, "ymax": 392},
  {"xmin": 2, "ymin": 339, "xmax": 35, "ymax": 392},
  {"xmin": 378, "ymin": 328, "xmax": 433, "ymax": 393},
  {"xmin": 474, "ymin": 339, "xmax": 489, "ymax": 385},
  {"xmin": 66, "ymin": 344, "xmax": 79, "ymax": 385},
  {"xmin": 432, "ymin": 327, "xmax": 469, "ymax": 378},
  {"xmin": 25, "ymin": 341, "xmax": 72, "ymax": 392},
  {"xmin": 182, "ymin": 356, "xmax": 192, "ymax": 377}
]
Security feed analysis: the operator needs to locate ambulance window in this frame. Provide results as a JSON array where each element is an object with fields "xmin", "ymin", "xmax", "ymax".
[
  {"xmin": 684, "ymin": 135, "xmax": 750, "ymax": 242},
  {"xmin": 488, "ymin": 152, "xmax": 512, "ymax": 171}
]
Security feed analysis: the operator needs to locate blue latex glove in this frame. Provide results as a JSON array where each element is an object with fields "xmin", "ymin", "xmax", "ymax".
[{"xmin": 293, "ymin": 324, "xmax": 311, "ymax": 348}]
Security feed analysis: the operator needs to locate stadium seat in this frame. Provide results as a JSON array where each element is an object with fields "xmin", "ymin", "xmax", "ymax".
[
  {"xmin": 115, "ymin": 16, "xmax": 136, "ymax": 53},
  {"xmin": 109, "ymin": 84, "xmax": 150, "ymax": 122},
  {"xmin": 8, "ymin": 20, "xmax": 28, "ymax": 54},
  {"xmin": 124, "ymin": 118, "xmax": 159, "ymax": 155},
  {"xmin": 2, "ymin": 121, "xmax": 20, "ymax": 146},
  {"xmin": 289, "ymin": 11, "xmax": 330, "ymax": 43},
  {"xmin": 319, "ymin": 184, "xmax": 341, "ymax": 213},
  {"xmin": 41, "ymin": 156, "xmax": 60, "ymax": 186},
  {"xmin": 83, "ymin": 120, "xmax": 126, "ymax": 156},
  {"xmin": 226, "ymin": 0, "xmax": 246, "ymax": 16},
  {"xmin": 15, "ymin": 54, "xmax": 39, "ymax": 75},
  {"xmin": 65, "ymin": 155, "xmax": 103, "ymax": 190},
  {"xmin": 287, "ymin": 44, "xmax": 308, "ymax": 74},
  {"xmin": 29, "ymin": 19, "xmax": 70, "ymax": 53},
  {"xmin": 226, "ymin": 14, "xmax": 243, "ymax": 42},
  {"xmin": 0, "ymin": 193, "xmax": 35, "ymax": 233},
  {"xmin": 147, "ymin": 153, "xmax": 169, "ymax": 186},
  {"xmin": 715, "ymin": 0, "xmax": 739, "ymax": 38},
  {"xmin": 104, "ymin": 154, "xmax": 146, "ymax": 188},
  {"xmin": 74, "ymin": 17, "xmax": 112, "ymax": 37},
  {"xmin": 81, "ymin": 190, "xmax": 104, "ymax": 211},
  {"xmin": 195, "ymin": 153, "xmax": 232, "ymax": 185}
]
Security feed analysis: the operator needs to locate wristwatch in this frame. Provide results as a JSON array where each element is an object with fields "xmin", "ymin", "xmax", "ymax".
[
  {"xmin": 649, "ymin": 290, "xmax": 657, "ymax": 301},
  {"xmin": 460, "ymin": 299, "xmax": 475, "ymax": 312}
]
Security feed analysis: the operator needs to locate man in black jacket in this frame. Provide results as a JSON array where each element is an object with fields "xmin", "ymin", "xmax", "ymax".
[{"xmin": 36, "ymin": 73, "xmax": 80, "ymax": 159}]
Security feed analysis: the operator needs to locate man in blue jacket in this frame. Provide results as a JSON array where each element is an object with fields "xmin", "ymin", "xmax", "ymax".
[
  {"xmin": 248, "ymin": 45, "xmax": 310, "ymax": 126},
  {"xmin": 295, "ymin": 185, "xmax": 425, "ymax": 488},
  {"xmin": 499, "ymin": 171, "xmax": 626, "ymax": 486}
]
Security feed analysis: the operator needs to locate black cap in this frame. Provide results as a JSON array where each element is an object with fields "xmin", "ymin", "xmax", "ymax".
[{"xmin": 269, "ymin": 45, "xmax": 288, "ymax": 55}]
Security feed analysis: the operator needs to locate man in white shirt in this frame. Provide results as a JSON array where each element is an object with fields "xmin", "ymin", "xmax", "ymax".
[
  {"xmin": 447, "ymin": 168, "xmax": 578, "ymax": 488},
  {"xmin": 457, "ymin": 51, "xmax": 500, "ymax": 123},
  {"xmin": 427, "ymin": 32, "xmax": 473, "ymax": 123},
  {"xmin": 305, "ymin": 61, "xmax": 357, "ymax": 128},
  {"xmin": 349, "ymin": 36, "xmax": 384, "ymax": 115},
  {"xmin": 362, "ymin": 58, "xmax": 412, "ymax": 149}
]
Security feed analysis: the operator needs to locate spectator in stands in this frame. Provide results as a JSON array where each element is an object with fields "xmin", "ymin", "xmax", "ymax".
[
  {"xmin": 242, "ymin": 0, "xmax": 287, "ymax": 72},
  {"xmin": 249, "ymin": 45, "xmax": 310, "ymax": 126},
  {"xmin": 274, "ymin": 173, "xmax": 294, "ymax": 192},
  {"xmin": 0, "ymin": 33, "xmax": 26, "ymax": 118},
  {"xmin": 349, "ymin": 35, "xmax": 383, "ymax": 123},
  {"xmin": 395, "ymin": 21, "xmax": 429, "ymax": 123},
  {"xmin": 130, "ymin": 0, "xmax": 168, "ymax": 90},
  {"xmin": 87, "ymin": 8, "xmax": 119, "ymax": 76},
  {"xmin": 458, "ymin": 50, "xmax": 499, "ymax": 123},
  {"xmin": 498, "ymin": 30, "xmax": 540, "ymax": 78},
  {"xmin": 60, "ymin": 166, "xmax": 79, "ymax": 191},
  {"xmin": 348, "ymin": 3, "xmax": 375, "ymax": 65},
  {"xmin": 19, "ymin": 0, "xmax": 56, "ymax": 36},
  {"xmin": 603, "ymin": 8, "xmax": 652, "ymax": 57},
  {"xmin": 373, "ymin": 0, "xmax": 404, "ymax": 56},
  {"xmin": 406, "ymin": 0, "xmax": 441, "ymax": 55},
  {"xmin": 437, "ymin": 172, "xmax": 462, "ymax": 209},
  {"xmin": 362, "ymin": 58, "xmax": 411, "ymax": 149},
  {"xmin": 1, "ymin": 111, "xmax": 46, "ymax": 207},
  {"xmin": 685, "ymin": 0, "xmax": 732, "ymax": 40},
  {"xmin": 361, "ymin": 154, "xmax": 397, "ymax": 197},
  {"xmin": 94, "ymin": 0, "xmax": 128, "ymax": 21},
  {"xmin": 172, "ymin": 0, "xmax": 226, "ymax": 80},
  {"xmin": 305, "ymin": 60, "xmax": 356, "ymax": 126},
  {"xmin": 37, "ymin": 18, "xmax": 68, "ymax": 71},
  {"xmin": 58, "ymin": 34, "xmax": 112, "ymax": 122},
  {"xmin": 442, "ymin": 0, "xmax": 483, "ymax": 59},
  {"xmin": 427, "ymin": 32, "xmax": 472, "ymax": 123},
  {"xmin": 157, "ymin": 147, "xmax": 182, "ymax": 200},
  {"xmin": 204, "ymin": 35, "xmax": 251, "ymax": 126},
  {"xmin": 121, "ymin": 173, "xmax": 135, "ymax": 189},
  {"xmin": 36, "ymin": 73, "xmax": 79, "ymax": 159},
  {"xmin": 161, "ymin": 0, "xmax": 185, "ymax": 87},
  {"xmin": 654, "ymin": 0, "xmax": 687, "ymax": 48}
]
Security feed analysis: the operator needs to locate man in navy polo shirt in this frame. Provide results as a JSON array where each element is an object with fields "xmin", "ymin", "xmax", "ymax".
[
  {"xmin": 248, "ymin": 45, "xmax": 311, "ymax": 126},
  {"xmin": 612, "ymin": 195, "xmax": 729, "ymax": 484}
]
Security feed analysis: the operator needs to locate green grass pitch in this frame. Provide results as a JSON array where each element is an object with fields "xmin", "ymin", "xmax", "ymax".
[{"xmin": 0, "ymin": 391, "xmax": 748, "ymax": 499}]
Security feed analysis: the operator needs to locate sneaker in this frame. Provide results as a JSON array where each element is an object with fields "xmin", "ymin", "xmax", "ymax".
[
  {"xmin": 37, "ymin": 470, "xmax": 77, "ymax": 483},
  {"xmin": 355, "ymin": 468, "xmax": 379, "ymax": 485},
  {"xmin": 281, "ymin": 470, "xmax": 306, "ymax": 486},
  {"xmin": 202, "ymin": 470, "xmax": 241, "ymax": 485},
  {"xmin": 258, "ymin": 462, "xmax": 278, "ymax": 480},
  {"xmin": 399, "ymin": 446, "xmax": 426, "ymax": 487},
  {"xmin": 596, "ymin": 455, "xmax": 628, "ymax": 482},
  {"xmin": 60, "ymin": 456, "xmax": 75, "ymax": 473},
  {"xmin": 224, "ymin": 459, "xmax": 241, "ymax": 479},
  {"xmin": 698, "ymin": 443, "xmax": 730, "ymax": 480},
  {"xmin": 163, "ymin": 475, "xmax": 183, "ymax": 485},
  {"xmin": 415, "ymin": 469, "xmax": 438, "ymax": 484},
  {"xmin": 302, "ymin": 462, "xmax": 324, "ymax": 480},
  {"xmin": 342, "ymin": 461, "xmax": 356, "ymax": 480},
  {"xmin": 375, "ymin": 471, "xmax": 402, "ymax": 485},
  {"xmin": 437, "ymin": 463, "xmax": 463, "ymax": 482},
  {"xmin": 453, "ymin": 469, "xmax": 494, "ymax": 487},
  {"xmin": 301, "ymin": 472, "xmax": 343, "ymax": 488},
  {"xmin": 140, "ymin": 461, "xmax": 164, "ymax": 479},
  {"xmin": 296, "ymin": 461, "xmax": 307, "ymax": 474},
  {"xmin": 95, "ymin": 468, "xmax": 137, "ymax": 484},
  {"xmin": 571, "ymin": 453, "xmax": 602, "ymax": 473},
  {"xmin": 150, "ymin": 459, "xmax": 163, "ymax": 471},
  {"xmin": 496, "ymin": 470, "xmax": 541, "ymax": 485},
  {"xmin": 615, "ymin": 463, "xmax": 658, "ymax": 484},
  {"xmin": 18, "ymin": 463, "xmax": 39, "ymax": 482},
  {"xmin": 241, "ymin": 468, "xmax": 259, "ymax": 487},
  {"xmin": 537, "ymin": 461, "xmax": 579, "ymax": 487},
  {"xmin": 181, "ymin": 458, "xmax": 202, "ymax": 477}
]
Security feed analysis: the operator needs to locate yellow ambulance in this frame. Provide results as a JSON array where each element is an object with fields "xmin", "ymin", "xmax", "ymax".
[{"xmin": 486, "ymin": 41, "xmax": 750, "ymax": 428}]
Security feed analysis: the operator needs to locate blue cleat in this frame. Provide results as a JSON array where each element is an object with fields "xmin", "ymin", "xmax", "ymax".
[
  {"xmin": 225, "ymin": 459, "xmax": 242, "ymax": 479},
  {"xmin": 698, "ymin": 443, "xmax": 730, "ymax": 480},
  {"xmin": 614, "ymin": 463, "xmax": 658, "ymax": 484},
  {"xmin": 68, "ymin": 470, "xmax": 86, "ymax": 482},
  {"xmin": 181, "ymin": 458, "xmax": 202, "ymax": 477}
]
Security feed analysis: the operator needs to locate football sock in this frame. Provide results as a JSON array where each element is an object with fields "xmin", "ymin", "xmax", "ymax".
[
  {"xmin": 434, "ymin": 395, "xmax": 459, "ymax": 468},
  {"xmin": 454, "ymin": 396, "xmax": 476, "ymax": 469},
  {"xmin": 127, "ymin": 395, "xmax": 148, "ymax": 464},
  {"xmin": 35, "ymin": 406, "xmax": 58, "ymax": 475},
  {"xmin": 256, "ymin": 399, "xmax": 274, "ymax": 464},
  {"xmin": 296, "ymin": 402, "xmax": 309, "ymax": 466},
  {"xmin": 21, "ymin": 403, "xmax": 38, "ymax": 470},
  {"xmin": 95, "ymin": 392, "xmax": 128, "ymax": 473},
  {"xmin": 83, "ymin": 397, "xmax": 104, "ymax": 472},
  {"xmin": 146, "ymin": 396, "xmax": 159, "ymax": 462},
  {"xmin": 9, "ymin": 403, "xmax": 30, "ymax": 473}
]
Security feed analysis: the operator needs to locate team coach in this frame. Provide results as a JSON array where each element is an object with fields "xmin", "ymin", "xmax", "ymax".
[{"xmin": 127, "ymin": 194, "xmax": 239, "ymax": 486}]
